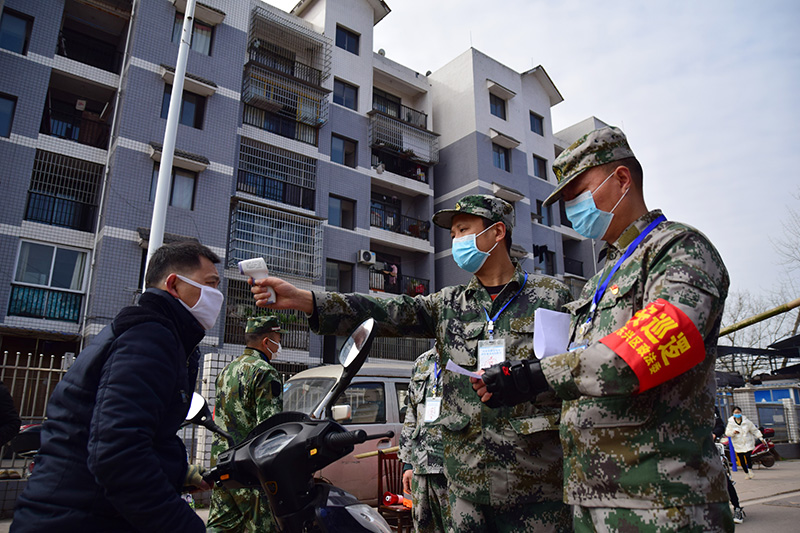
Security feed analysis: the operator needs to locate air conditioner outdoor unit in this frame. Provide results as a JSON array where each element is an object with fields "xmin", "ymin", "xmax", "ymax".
[{"xmin": 358, "ymin": 250, "xmax": 377, "ymax": 265}]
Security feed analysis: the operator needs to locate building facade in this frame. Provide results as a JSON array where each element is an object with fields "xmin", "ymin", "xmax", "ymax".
[{"xmin": 0, "ymin": 0, "xmax": 597, "ymax": 373}]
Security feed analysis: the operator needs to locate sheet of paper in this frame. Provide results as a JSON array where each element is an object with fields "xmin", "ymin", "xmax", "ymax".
[
  {"xmin": 533, "ymin": 307, "xmax": 571, "ymax": 359},
  {"xmin": 445, "ymin": 359, "xmax": 482, "ymax": 379}
]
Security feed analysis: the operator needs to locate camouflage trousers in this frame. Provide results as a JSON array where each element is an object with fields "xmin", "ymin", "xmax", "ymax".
[
  {"xmin": 573, "ymin": 503, "xmax": 734, "ymax": 533},
  {"xmin": 206, "ymin": 486, "xmax": 278, "ymax": 533},
  {"xmin": 448, "ymin": 495, "xmax": 572, "ymax": 533},
  {"xmin": 410, "ymin": 472, "xmax": 450, "ymax": 532}
]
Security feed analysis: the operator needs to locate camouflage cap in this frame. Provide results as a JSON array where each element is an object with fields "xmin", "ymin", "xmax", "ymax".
[
  {"xmin": 245, "ymin": 315, "xmax": 284, "ymax": 334},
  {"xmin": 543, "ymin": 126, "xmax": 635, "ymax": 207},
  {"xmin": 432, "ymin": 194, "xmax": 514, "ymax": 235}
]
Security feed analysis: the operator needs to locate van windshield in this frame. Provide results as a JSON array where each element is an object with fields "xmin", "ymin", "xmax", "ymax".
[{"xmin": 283, "ymin": 378, "xmax": 335, "ymax": 415}]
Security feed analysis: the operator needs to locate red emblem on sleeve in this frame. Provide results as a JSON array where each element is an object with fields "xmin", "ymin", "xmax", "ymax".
[{"xmin": 599, "ymin": 298, "xmax": 706, "ymax": 393}]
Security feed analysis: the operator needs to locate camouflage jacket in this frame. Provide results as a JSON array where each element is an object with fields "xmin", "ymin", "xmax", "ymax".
[
  {"xmin": 208, "ymin": 348, "xmax": 282, "ymax": 530},
  {"xmin": 310, "ymin": 265, "xmax": 572, "ymax": 506},
  {"xmin": 398, "ymin": 349, "xmax": 444, "ymax": 475},
  {"xmin": 540, "ymin": 210, "xmax": 729, "ymax": 508}
]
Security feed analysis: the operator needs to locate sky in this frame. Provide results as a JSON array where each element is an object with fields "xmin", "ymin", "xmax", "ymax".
[{"xmin": 268, "ymin": 0, "xmax": 800, "ymax": 297}]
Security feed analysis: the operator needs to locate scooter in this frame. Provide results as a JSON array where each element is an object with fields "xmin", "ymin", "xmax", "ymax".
[
  {"xmin": 186, "ymin": 318, "xmax": 394, "ymax": 533},
  {"xmin": 752, "ymin": 427, "xmax": 778, "ymax": 468}
]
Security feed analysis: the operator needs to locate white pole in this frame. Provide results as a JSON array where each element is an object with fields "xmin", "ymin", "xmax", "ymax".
[{"xmin": 143, "ymin": 0, "xmax": 197, "ymax": 289}]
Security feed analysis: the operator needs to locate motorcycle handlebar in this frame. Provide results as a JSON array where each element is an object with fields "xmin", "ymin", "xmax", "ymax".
[{"xmin": 325, "ymin": 429, "xmax": 368, "ymax": 451}]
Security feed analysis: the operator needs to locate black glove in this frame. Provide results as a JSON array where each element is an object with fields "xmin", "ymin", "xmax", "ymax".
[{"xmin": 481, "ymin": 359, "xmax": 549, "ymax": 408}]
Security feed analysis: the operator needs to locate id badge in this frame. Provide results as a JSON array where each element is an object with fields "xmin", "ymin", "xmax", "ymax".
[
  {"xmin": 424, "ymin": 398, "xmax": 441, "ymax": 423},
  {"xmin": 478, "ymin": 339, "xmax": 506, "ymax": 370}
]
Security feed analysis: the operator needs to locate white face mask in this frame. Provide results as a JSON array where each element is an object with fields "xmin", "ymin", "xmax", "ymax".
[
  {"xmin": 175, "ymin": 274, "xmax": 224, "ymax": 330},
  {"xmin": 266, "ymin": 337, "xmax": 282, "ymax": 359}
]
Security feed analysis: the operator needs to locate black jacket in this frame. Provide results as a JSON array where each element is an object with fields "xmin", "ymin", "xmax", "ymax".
[
  {"xmin": 0, "ymin": 380, "xmax": 20, "ymax": 447},
  {"xmin": 12, "ymin": 289, "xmax": 206, "ymax": 532}
]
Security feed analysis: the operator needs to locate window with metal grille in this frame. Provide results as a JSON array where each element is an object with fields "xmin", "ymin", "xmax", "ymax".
[
  {"xmin": 229, "ymin": 201, "xmax": 323, "ymax": 280},
  {"xmin": 25, "ymin": 150, "xmax": 103, "ymax": 232},
  {"xmin": 224, "ymin": 277, "xmax": 309, "ymax": 350},
  {"xmin": 238, "ymin": 137, "xmax": 316, "ymax": 210}
]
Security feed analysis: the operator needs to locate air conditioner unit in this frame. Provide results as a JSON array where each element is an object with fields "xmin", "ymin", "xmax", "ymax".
[{"xmin": 358, "ymin": 249, "xmax": 377, "ymax": 265}]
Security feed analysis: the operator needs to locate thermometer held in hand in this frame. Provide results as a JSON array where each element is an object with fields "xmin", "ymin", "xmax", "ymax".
[{"xmin": 238, "ymin": 258, "xmax": 276, "ymax": 305}]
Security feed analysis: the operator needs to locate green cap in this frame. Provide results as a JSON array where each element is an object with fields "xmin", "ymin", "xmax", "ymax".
[
  {"xmin": 432, "ymin": 194, "xmax": 514, "ymax": 235},
  {"xmin": 245, "ymin": 315, "xmax": 284, "ymax": 334},
  {"xmin": 544, "ymin": 126, "xmax": 635, "ymax": 207}
]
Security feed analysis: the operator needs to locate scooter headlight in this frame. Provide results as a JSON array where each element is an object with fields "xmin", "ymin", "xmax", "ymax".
[{"xmin": 345, "ymin": 504, "xmax": 393, "ymax": 533}]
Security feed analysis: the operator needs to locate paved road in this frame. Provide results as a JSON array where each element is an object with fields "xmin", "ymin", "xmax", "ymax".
[{"xmin": 3, "ymin": 460, "xmax": 799, "ymax": 530}]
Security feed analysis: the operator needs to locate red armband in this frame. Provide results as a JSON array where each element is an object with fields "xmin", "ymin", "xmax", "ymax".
[{"xmin": 599, "ymin": 298, "xmax": 705, "ymax": 393}]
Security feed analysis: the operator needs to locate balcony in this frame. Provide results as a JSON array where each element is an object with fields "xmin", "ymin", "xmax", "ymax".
[
  {"xmin": 370, "ymin": 204, "xmax": 430, "ymax": 241},
  {"xmin": 56, "ymin": 0, "xmax": 131, "ymax": 75},
  {"xmin": 8, "ymin": 285, "xmax": 83, "ymax": 323},
  {"xmin": 372, "ymin": 94, "xmax": 427, "ymax": 130},
  {"xmin": 368, "ymin": 112, "xmax": 439, "ymax": 166},
  {"xmin": 249, "ymin": 42, "xmax": 323, "ymax": 88},
  {"xmin": 41, "ymin": 106, "xmax": 110, "ymax": 150},
  {"xmin": 564, "ymin": 257, "xmax": 584, "ymax": 277},
  {"xmin": 237, "ymin": 169, "xmax": 315, "ymax": 211},
  {"xmin": 25, "ymin": 192, "xmax": 97, "ymax": 232},
  {"xmin": 368, "ymin": 269, "xmax": 430, "ymax": 296},
  {"xmin": 57, "ymin": 28, "xmax": 123, "ymax": 74}
]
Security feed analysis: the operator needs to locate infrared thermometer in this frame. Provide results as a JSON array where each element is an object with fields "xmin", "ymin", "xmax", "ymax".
[{"xmin": 238, "ymin": 258, "xmax": 276, "ymax": 305}]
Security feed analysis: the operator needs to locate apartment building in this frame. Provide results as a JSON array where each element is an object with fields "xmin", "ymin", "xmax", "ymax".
[{"xmin": 0, "ymin": 0, "xmax": 596, "ymax": 375}]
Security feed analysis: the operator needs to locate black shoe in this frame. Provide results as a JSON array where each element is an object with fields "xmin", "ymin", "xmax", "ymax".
[{"xmin": 733, "ymin": 507, "xmax": 745, "ymax": 524}]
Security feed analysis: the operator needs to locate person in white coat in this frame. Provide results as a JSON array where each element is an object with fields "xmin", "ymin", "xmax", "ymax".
[{"xmin": 725, "ymin": 406, "xmax": 762, "ymax": 479}]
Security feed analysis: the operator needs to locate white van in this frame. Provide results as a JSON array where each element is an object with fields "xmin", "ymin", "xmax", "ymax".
[{"xmin": 283, "ymin": 359, "xmax": 413, "ymax": 506}]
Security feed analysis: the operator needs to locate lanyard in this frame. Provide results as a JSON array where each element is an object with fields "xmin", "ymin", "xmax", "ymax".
[
  {"xmin": 432, "ymin": 361, "xmax": 443, "ymax": 395},
  {"xmin": 580, "ymin": 215, "xmax": 666, "ymax": 335},
  {"xmin": 483, "ymin": 272, "xmax": 528, "ymax": 340}
]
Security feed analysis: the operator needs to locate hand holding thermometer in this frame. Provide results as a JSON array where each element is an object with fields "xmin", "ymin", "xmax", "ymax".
[{"xmin": 238, "ymin": 258, "xmax": 276, "ymax": 305}]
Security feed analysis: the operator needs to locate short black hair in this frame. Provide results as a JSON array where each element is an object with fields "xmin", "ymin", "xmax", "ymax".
[
  {"xmin": 732, "ymin": 405, "xmax": 742, "ymax": 412},
  {"xmin": 481, "ymin": 218, "xmax": 512, "ymax": 254},
  {"xmin": 599, "ymin": 157, "xmax": 643, "ymax": 190},
  {"xmin": 144, "ymin": 241, "xmax": 220, "ymax": 288}
]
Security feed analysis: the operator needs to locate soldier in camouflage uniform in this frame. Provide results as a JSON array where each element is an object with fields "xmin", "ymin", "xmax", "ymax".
[
  {"xmin": 207, "ymin": 316, "xmax": 284, "ymax": 533},
  {"xmin": 251, "ymin": 194, "xmax": 573, "ymax": 532},
  {"xmin": 475, "ymin": 126, "xmax": 732, "ymax": 532},
  {"xmin": 399, "ymin": 348, "xmax": 450, "ymax": 532}
]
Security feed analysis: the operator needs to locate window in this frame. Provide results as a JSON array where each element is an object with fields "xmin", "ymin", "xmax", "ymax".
[
  {"xmin": 10, "ymin": 242, "xmax": 88, "ymax": 322},
  {"xmin": 0, "ymin": 93, "xmax": 17, "ymax": 137},
  {"xmin": 533, "ymin": 154, "xmax": 548, "ymax": 180},
  {"xmin": 331, "ymin": 134, "xmax": 357, "ymax": 168},
  {"xmin": 335, "ymin": 25, "xmax": 359, "ymax": 55},
  {"xmin": 0, "ymin": 9, "xmax": 33, "ymax": 55},
  {"xmin": 492, "ymin": 143, "xmax": 510, "ymax": 172},
  {"xmin": 559, "ymin": 199, "xmax": 573, "ymax": 229},
  {"xmin": 329, "ymin": 195, "xmax": 355, "ymax": 230},
  {"xmin": 536, "ymin": 200, "xmax": 551, "ymax": 227},
  {"xmin": 335, "ymin": 382, "xmax": 386, "ymax": 424},
  {"xmin": 172, "ymin": 12, "xmax": 213, "ymax": 55},
  {"xmin": 373, "ymin": 88, "xmax": 401, "ymax": 118},
  {"xmin": 14, "ymin": 242, "xmax": 87, "ymax": 291},
  {"xmin": 530, "ymin": 112, "xmax": 544, "ymax": 135},
  {"xmin": 150, "ymin": 164, "xmax": 197, "ymax": 210},
  {"xmin": 490, "ymin": 93, "xmax": 506, "ymax": 120},
  {"xmin": 544, "ymin": 251, "xmax": 555, "ymax": 276},
  {"xmin": 161, "ymin": 85, "xmax": 206, "ymax": 129},
  {"xmin": 325, "ymin": 260, "xmax": 353, "ymax": 293},
  {"xmin": 333, "ymin": 79, "xmax": 358, "ymax": 111}
]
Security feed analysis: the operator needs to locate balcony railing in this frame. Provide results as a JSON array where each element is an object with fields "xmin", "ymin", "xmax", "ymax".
[
  {"xmin": 25, "ymin": 192, "xmax": 97, "ymax": 232},
  {"xmin": 249, "ymin": 44, "xmax": 323, "ymax": 88},
  {"xmin": 372, "ymin": 95, "xmax": 428, "ymax": 130},
  {"xmin": 237, "ymin": 169, "xmax": 315, "ymax": 211},
  {"xmin": 57, "ymin": 28, "xmax": 122, "ymax": 74},
  {"xmin": 369, "ymin": 113, "xmax": 439, "ymax": 165},
  {"xmin": 41, "ymin": 107, "xmax": 110, "ymax": 149},
  {"xmin": 371, "ymin": 152, "xmax": 428, "ymax": 183},
  {"xmin": 370, "ymin": 204, "xmax": 430, "ymax": 241},
  {"xmin": 8, "ymin": 285, "xmax": 83, "ymax": 323},
  {"xmin": 368, "ymin": 269, "xmax": 430, "ymax": 296},
  {"xmin": 564, "ymin": 257, "xmax": 584, "ymax": 277}
]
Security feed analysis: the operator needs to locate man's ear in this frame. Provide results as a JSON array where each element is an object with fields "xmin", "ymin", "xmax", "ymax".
[
  {"xmin": 614, "ymin": 165, "xmax": 633, "ymax": 191},
  {"xmin": 164, "ymin": 273, "xmax": 180, "ymax": 298},
  {"xmin": 495, "ymin": 222, "xmax": 507, "ymax": 243}
]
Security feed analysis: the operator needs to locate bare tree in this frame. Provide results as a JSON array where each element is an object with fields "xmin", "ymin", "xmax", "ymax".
[{"xmin": 772, "ymin": 187, "xmax": 800, "ymax": 272}]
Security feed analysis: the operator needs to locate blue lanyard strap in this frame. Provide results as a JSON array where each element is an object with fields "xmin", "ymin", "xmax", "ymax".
[
  {"xmin": 586, "ymin": 215, "xmax": 666, "ymax": 322},
  {"xmin": 483, "ymin": 272, "xmax": 528, "ymax": 339}
]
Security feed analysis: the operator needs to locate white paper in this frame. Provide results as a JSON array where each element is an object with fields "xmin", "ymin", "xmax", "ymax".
[
  {"xmin": 533, "ymin": 308, "xmax": 571, "ymax": 359},
  {"xmin": 445, "ymin": 359, "xmax": 482, "ymax": 379}
]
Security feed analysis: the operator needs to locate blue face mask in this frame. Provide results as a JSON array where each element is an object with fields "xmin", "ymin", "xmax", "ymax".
[
  {"xmin": 564, "ymin": 171, "xmax": 629, "ymax": 240},
  {"xmin": 452, "ymin": 223, "xmax": 499, "ymax": 273},
  {"xmin": 734, "ymin": 414, "xmax": 742, "ymax": 419}
]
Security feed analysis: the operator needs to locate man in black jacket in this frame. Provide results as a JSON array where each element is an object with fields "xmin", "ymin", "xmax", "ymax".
[{"xmin": 12, "ymin": 242, "xmax": 222, "ymax": 532}]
